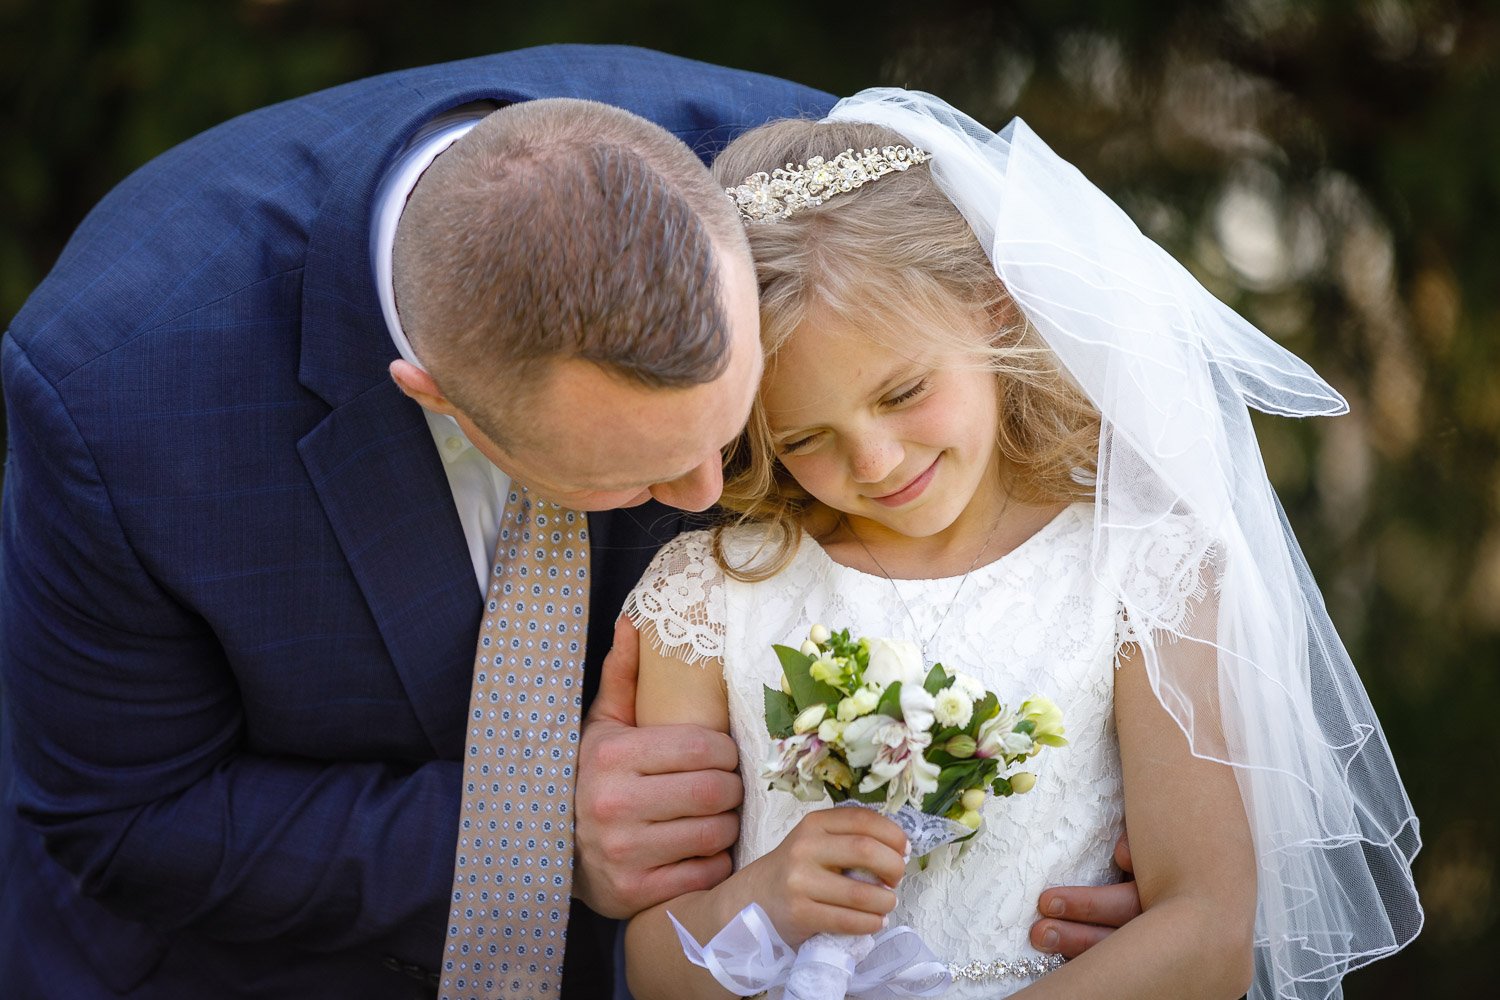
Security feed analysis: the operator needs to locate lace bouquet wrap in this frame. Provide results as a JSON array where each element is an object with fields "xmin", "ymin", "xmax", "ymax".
[{"xmin": 671, "ymin": 625, "xmax": 1065, "ymax": 999}]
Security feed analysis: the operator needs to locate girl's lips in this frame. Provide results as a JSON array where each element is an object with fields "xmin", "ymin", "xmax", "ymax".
[{"xmin": 869, "ymin": 457, "xmax": 939, "ymax": 508}]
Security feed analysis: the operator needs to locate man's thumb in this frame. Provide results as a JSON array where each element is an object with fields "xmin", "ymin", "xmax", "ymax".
[{"xmin": 589, "ymin": 616, "xmax": 640, "ymax": 727}]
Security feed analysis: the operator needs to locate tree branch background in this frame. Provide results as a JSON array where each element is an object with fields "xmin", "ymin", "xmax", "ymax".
[{"xmin": 2, "ymin": 0, "xmax": 1495, "ymax": 992}]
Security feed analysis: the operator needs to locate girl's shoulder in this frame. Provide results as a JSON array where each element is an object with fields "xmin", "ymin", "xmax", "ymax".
[
  {"xmin": 624, "ymin": 522, "xmax": 800, "ymax": 666},
  {"xmin": 638, "ymin": 522, "xmax": 789, "ymax": 579},
  {"xmin": 1108, "ymin": 505, "xmax": 1224, "ymax": 644}
]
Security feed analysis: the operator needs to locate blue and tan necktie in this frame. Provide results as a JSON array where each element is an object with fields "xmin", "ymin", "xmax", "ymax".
[{"xmin": 441, "ymin": 485, "xmax": 590, "ymax": 1000}]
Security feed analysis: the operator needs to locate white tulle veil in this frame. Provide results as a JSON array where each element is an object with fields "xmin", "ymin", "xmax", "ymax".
[{"xmin": 820, "ymin": 89, "xmax": 1423, "ymax": 1000}]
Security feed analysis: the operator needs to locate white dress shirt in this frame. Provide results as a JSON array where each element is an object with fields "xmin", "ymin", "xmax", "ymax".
[{"xmin": 370, "ymin": 104, "xmax": 510, "ymax": 595}]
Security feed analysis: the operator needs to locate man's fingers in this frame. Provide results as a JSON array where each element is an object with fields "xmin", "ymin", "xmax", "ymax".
[
  {"xmin": 604, "ymin": 724, "xmax": 740, "ymax": 777},
  {"xmin": 1114, "ymin": 830, "xmax": 1133, "ymax": 874},
  {"xmin": 587, "ymin": 616, "xmax": 641, "ymax": 727},
  {"xmin": 635, "ymin": 852, "xmax": 736, "ymax": 910},
  {"xmin": 589, "ymin": 768, "xmax": 741, "ymax": 830},
  {"xmin": 1030, "ymin": 916, "xmax": 1112, "ymax": 959},
  {"xmin": 1037, "ymin": 880, "xmax": 1143, "ymax": 929},
  {"xmin": 625, "ymin": 812, "xmax": 741, "ymax": 867}
]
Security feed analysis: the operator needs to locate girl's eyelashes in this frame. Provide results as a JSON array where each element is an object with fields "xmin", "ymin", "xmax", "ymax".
[
  {"xmin": 884, "ymin": 377, "xmax": 930, "ymax": 407},
  {"xmin": 775, "ymin": 378, "xmax": 931, "ymax": 456},
  {"xmin": 777, "ymin": 433, "xmax": 817, "ymax": 456}
]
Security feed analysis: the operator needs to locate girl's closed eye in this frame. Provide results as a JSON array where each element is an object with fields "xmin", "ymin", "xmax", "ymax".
[
  {"xmin": 884, "ymin": 377, "xmax": 930, "ymax": 407},
  {"xmin": 776, "ymin": 433, "xmax": 819, "ymax": 456}
]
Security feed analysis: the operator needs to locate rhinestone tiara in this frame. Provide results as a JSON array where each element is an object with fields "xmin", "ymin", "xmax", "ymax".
[{"xmin": 726, "ymin": 144, "xmax": 932, "ymax": 224}]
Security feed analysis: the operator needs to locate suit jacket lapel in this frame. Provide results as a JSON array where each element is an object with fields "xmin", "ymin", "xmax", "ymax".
[
  {"xmin": 291, "ymin": 87, "xmax": 535, "ymax": 755},
  {"xmin": 298, "ymin": 379, "xmax": 480, "ymax": 756}
]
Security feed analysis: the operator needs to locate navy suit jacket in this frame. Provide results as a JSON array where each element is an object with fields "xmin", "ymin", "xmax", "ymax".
[{"xmin": 0, "ymin": 45, "xmax": 832, "ymax": 998}]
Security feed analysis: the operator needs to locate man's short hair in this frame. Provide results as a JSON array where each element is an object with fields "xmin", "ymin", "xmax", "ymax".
[{"xmin": 393, "ymin": 98, "xmax": 749, "ymax": 444}]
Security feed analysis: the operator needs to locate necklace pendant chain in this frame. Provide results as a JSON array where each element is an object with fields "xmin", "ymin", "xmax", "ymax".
[{"xmin": 845, "ymin": 494, "xmax": 1010, "ymax": 661}]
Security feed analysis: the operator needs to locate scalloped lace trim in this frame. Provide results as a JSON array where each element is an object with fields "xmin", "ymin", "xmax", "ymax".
[
  {"xmin": 1114, "ymin": 516, "xmax": 1223, "ymax": 657},
  {"xmin": 622, "ymin": 531, "xmax": 727, "ymax": 667}
]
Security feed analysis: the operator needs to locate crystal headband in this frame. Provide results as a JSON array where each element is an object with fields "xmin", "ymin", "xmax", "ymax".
[{"xmin": 726, "ymin": 144, "xmax": 932, "ymax": 224}]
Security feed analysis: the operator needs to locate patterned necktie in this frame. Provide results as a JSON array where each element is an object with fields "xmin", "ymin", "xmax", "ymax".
[{"xmin": 441, "ymin": 485, "xmax": 590, "ymax": 1000}]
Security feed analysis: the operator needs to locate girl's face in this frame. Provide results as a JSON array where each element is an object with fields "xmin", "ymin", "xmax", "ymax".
[{"xmin": 762, "ymin": 310, "xmax": 1004, "ymax": 544}]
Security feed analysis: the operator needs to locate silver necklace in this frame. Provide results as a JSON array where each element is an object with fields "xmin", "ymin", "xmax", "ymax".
[{"xmin": 843, "ymin": 494, "xmax": 1010, "ymax": 661}]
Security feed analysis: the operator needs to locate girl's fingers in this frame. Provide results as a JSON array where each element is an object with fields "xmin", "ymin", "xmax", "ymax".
[
  {"xmin": 809, "ymin": 807, "xmax": 910, "ymax": 856},
  {"xmin": 812, "ymin": 834, "xmax": 907, "ymax": 889},
  {"xmin": 791, "ymin": 899, "xmax": 890, "ymax": 938}
]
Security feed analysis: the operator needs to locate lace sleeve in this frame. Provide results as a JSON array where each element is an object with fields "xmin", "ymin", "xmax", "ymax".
[
  {"xmin": 622, "ymin": 530, "xmax": 727, "ymax": 667},
  {"xmin": 1114, "ymin": 514, "xmax": 1223, "ymax": 655}
]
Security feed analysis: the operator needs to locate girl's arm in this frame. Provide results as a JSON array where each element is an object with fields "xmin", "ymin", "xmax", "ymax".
[
  {"xmin": 1012, "ymin": 634, "xmax": 1257, "ymax": 1000},
  {"xmin": 623, "ymin": 626, "xmax": 909, "ymax": 1000}
]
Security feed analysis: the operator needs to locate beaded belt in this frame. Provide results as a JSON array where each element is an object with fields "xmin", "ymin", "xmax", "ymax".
[{"xmin": 948, "ymin": 953, "xmax": 1066, "ymax": 983}]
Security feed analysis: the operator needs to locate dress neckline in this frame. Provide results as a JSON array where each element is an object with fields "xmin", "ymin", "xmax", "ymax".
[{"xmin": 794, "ymin": 501, "xmax": 1089, "ymax": 586}]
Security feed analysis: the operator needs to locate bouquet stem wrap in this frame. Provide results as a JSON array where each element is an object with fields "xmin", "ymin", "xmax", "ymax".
[{"xmin": 671, "ymin": 803, "xmax": 964, "ymax": 1000}]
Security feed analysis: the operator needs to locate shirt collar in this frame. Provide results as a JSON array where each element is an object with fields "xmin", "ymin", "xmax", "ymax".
[{"xmin": 370, "ymin": 106, "xmax": 493, "ymax": 455}]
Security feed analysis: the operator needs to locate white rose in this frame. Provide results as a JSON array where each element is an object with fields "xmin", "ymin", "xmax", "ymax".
[{"xmin": 864, "ymin": 638, "xmax": 926, "ymax": 690}]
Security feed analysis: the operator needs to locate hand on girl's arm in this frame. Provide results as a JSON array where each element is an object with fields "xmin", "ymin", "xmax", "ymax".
[
  {"xmin": 621, "ymin": 623, "xmax": 909, "ymax": 1000},
  {"xmin": 574, "ymin": 618, "xmax": 743, "ymax": 918},
  {"xmin": 1011, "ymin": 640, "xmax": 1257, "ymax": 1000},
  {"xmin": 1031, "ymin": 833, "xmax": 1143, "ymax": 957}
]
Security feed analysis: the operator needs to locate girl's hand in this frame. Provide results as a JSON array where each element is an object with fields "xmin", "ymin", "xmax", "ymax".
[{"xmin": 738, "ymin": 806, "xmax": 909, "ymax": 947}]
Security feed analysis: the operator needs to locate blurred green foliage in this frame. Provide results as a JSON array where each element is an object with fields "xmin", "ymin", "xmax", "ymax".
[{"xmin": 2, "ymin": 0, "xmax": 1496, "ymax": 993}]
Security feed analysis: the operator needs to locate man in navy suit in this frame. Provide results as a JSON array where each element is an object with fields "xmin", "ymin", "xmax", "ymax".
[
  {"xmin": 0, "ymin": 45, "xmax": 836, "ymax": 998},
  {"xmin": 1, "ymin": 44, "xmax": 1137, "ymax": 998}
]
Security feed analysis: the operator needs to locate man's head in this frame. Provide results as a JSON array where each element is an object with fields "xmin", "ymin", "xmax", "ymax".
[{"xmin": 390, "ymin": 98, "xmax": 761, "ymax": 511}]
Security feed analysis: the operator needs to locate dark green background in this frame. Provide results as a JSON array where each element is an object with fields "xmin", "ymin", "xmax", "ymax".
[{"xmin": 3, "ymin": 0, "xmax": 1495, "ymax": 992}]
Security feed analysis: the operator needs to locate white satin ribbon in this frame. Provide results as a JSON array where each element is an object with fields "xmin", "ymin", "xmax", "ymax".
[{"xmin": 670, "ymin": 904, "xmax": 951, "ymax": 999}]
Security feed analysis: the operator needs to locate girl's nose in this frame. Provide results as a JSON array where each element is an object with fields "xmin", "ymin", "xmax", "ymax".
[{"xmin": 848, "ymin": 436, "xmax": 903, "ymax": 486}]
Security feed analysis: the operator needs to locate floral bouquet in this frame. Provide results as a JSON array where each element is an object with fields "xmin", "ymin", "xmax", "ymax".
[
  {"xmin": 672, "ymin": 624, "xmax": 1065, "ymax": 1000},
  {"xmin": 762, "ymin": 624, "xmax": 1066, "ymax": 832}
]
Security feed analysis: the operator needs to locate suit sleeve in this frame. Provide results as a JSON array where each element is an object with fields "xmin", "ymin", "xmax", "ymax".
[{"xmin": 0, "ymin": 335, "xmax": 456, "ymax": 960}]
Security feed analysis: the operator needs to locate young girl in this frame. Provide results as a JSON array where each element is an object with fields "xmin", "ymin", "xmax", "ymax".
[{"xmin": 621, "ymin": 90, "xmax": 1421, "ymax": 1000}]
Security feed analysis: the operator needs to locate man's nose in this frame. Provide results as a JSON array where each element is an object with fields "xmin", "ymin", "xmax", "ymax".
[{"xmin": 650, "ymin": 458, "xmax": 723, "ymax": 513}]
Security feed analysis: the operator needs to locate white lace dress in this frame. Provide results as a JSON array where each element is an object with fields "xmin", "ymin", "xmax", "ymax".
[{"xmin": 624, "ymin": 502, "xmax": 1210, "ymax": 999}]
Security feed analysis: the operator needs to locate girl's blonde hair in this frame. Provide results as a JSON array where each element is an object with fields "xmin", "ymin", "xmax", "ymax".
[{"xmin": 711, "ymin": 118, "xmax": 1100, "ymax": 580}]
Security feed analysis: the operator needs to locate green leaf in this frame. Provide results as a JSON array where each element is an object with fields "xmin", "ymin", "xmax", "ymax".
[
  {"xmin": 852, "ymin": 782, "xmax": 887, "ymax": 805},
  {"xmin": 991, "ymin": 775, "xmax": 1014, "ymax": 797},
  {"xmin": 921, "ymin": 758, "xmax": 983, "ymax": 816},
  {"xmin": 774, "ymin": 644, "xmax": 842, "ymax": 711},
  {"xmin": 875, "ymin": 680, "xmax": 905, "ymax": 720},
  {"xmin": 1015, "ymin": 719, "xmax": 1037, "ymax": 736},
  {"xmin": 923, "ymin": 663, "xmax": 951, "ymax": 695},
  {"xmin": 969, "ymin": 693, "xmax": 999, "ymax": 734},
  {"xmin": 763, "ymin": 685, "xmax": 796, "ymax": 738}
]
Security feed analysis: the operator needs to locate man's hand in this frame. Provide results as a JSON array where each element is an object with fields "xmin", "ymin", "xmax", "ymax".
[
  {"xmin": 1030, "ymin": 832, "xmax": 1143, "ymax": 957},
  {"xmin": 573, "ymin": 618, "xmax": 742, "ymax": 919}
]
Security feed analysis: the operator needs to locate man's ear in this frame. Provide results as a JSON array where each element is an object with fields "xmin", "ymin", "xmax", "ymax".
[{"xmin": 389, "ymin": 359, "xmax": 456, "ymax": 415}]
